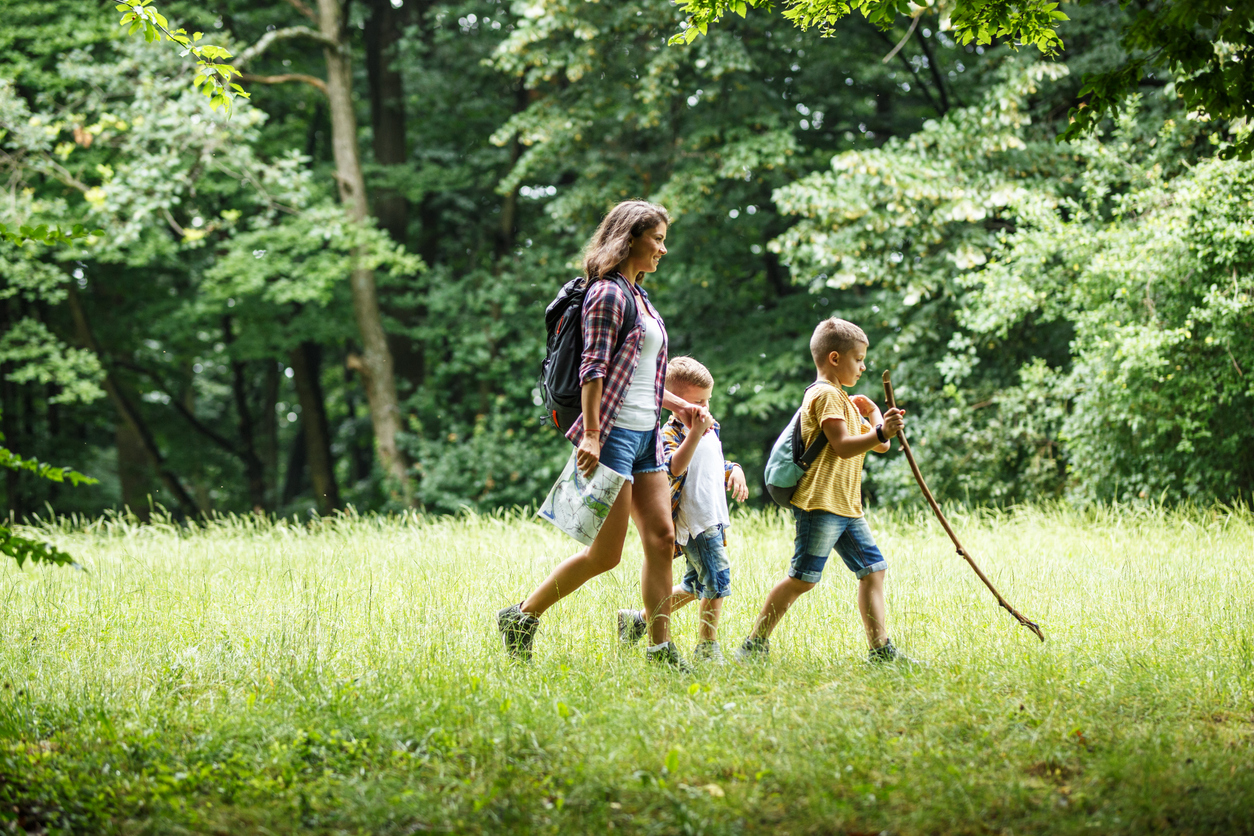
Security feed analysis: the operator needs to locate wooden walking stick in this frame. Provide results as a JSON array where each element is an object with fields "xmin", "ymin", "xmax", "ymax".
[{"xmin": 882, "ymin": 371, "xmax": 1045, "ymax": 642}]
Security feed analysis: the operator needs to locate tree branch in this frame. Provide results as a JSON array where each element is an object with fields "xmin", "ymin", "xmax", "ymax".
[
  {"xmin": 882, "ymin": 14, "xmax": 920, "ymax": 64},
  {"xmin": 235, "ymin": 26, "xmax": 339, "ymax": 69},
  {"xmin": 240, "ymin": 72, "xmax": 328, "ymax": 96},
  {"xmin": 282, "ymin": 0, "xmax": 317, "ymax": 21}
]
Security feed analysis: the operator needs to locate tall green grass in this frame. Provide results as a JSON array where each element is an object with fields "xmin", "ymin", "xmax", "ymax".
[{"xmin": 1, "ymin": 503, "xmax": 1252, "ymax": 834}]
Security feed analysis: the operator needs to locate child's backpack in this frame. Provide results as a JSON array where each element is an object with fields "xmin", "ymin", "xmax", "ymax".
[
  {"xmin": 763, "ymin": 384, "xmax": 828, "ymax": 508},
  {"xmin": 540, "ymin": 274, "xmax": 638, "ymax": 435}
]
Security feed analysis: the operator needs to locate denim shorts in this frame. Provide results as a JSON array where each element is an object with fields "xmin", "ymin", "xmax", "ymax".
[
  {"xmin": 679, "ymin": 523, "xmax": 732, "ymax": 599},
  {"xmin": 790, "ymin": 508, "xmax": 887, "ymax": 583},
  {"xmin": 598, "ymin": 425, "xmax": 664, "ymax": 480}
]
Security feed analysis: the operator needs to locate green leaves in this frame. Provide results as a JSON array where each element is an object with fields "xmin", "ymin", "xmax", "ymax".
[
  {"xmin": 0, "ymin": 444, "xmax": 99, "ymax": 488},
  {"xmin": 671, "ymin": 0, "xmax": 1067, "ymax": 56},
  {"xmin": 0, "ymin": 523, "xmax": 78, "ymax": 568},
  {"xmin": 1061, "ymin": 0, "xmax": 1254, "ymax": 159},
  {"xmin": 0, "ymin": 222, "xmax": 103, "ymax": 247},
  {"xmin": 0, "ymin": 440, "xmax": 93, "ymax": 568},
  {"xmin": 115, "ymin": 0, "xmax": 250, "ymax": 115}
]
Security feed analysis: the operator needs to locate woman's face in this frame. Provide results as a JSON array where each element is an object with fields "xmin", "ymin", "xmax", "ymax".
[{"xmin": 626, "ymin": 223, "xmax": 668, "ymax": 275}]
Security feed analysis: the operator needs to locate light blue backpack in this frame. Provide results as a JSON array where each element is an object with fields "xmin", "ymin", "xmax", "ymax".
[{"xmin": 763, "ymin": 384, "xmax": 829, "ymax": 508}]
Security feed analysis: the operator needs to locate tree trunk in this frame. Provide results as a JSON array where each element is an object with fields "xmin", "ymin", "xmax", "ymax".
[
  {"xmin": 365, "ymin": 0, "xmax": 409, "ymax": 244},
  {"xmin": 365, "ymin": 0, "xmax": 425, "ymax": 396},
  {"xmin": 261, "ymin": 359, "xmax": 280, "ymax": 506},
  {"xmin": 318, "ymin": 0, "xmax": 412, "ymax": 502},
  {"xmin": 223, "ymin": 316, "xmax": 268, "ymax": 511},
  {"xmin": 282, "ymin": 424, "xmax": 309, "ymax": 506},
  {"xmin": 65, "ymin": 283, "xmax": 199, "ymax": 518},
  {"xmin": 289, "ymin": 342, "xmax": 340, "ymax": 515},
  {"xmin": 0, "ymin": 310, "xmax": 21, "ymax": 519},
  {"xmin": 116, "ymin": 418, "xmax": 151, "ymax": 521}
]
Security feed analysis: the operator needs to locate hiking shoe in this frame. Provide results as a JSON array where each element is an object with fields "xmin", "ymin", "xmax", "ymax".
[
  {"xmin": 497, "ymin": 604, "xmax": 539, "ymax": 661},
  {"xmin": 867, "ymin": 639, "xmax": 924, "ymax": 667},
  {"xmin": 692, "ymin": 640, "xmax": 727, "ymax": 666},
  {"xmin": 733, "ymin": 636, "xmax": 770, "ymax": 663},
  {"xmin": 645, "ymin": 641, "xmax": 694, "ymax": 674},
  {"xmin": 617, "ymin": 609, "xmax": 647, "ymax": 645}
]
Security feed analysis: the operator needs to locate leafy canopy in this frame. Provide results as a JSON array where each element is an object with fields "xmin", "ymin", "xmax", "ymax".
[{"xmin": 671, "ymin": 0, "xmax": 1067, "ymax": 54}]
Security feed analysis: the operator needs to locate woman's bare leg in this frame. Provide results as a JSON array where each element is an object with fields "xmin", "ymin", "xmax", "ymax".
[
  {"xmin": 630, "ymin": 470, "xmax": 677, "ymax": 646},
  {"xmin": 520, "ymin": 482, "xmax": 633, "ymax": 617}
]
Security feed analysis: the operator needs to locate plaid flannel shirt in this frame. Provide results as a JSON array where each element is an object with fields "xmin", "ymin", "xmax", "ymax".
[
  {"xmin": 660, "ymin": 414, "xmax": 740, "ymax": 557},
  {"xmin": 566, "ymin": 275, "xmax": 668, "ymax": 463}
]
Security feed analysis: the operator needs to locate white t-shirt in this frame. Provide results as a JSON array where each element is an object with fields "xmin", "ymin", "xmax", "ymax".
[
  {"xmin": 615, "ymin": 313, "xmax": 663, "ymax": 431},
  {"xmin": 675, "ymin": 428, "xmax": 731, "ymax": 545}
]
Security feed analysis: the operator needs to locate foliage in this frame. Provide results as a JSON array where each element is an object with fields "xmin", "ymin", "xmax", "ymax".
[
  {"xmin": 0, "ymin": 222, "xmax": 101, "ymax": 247},
  {"xmin": 1, "ymin": 508, "xmax": 1253, "ymax": 831},
  {"xmin": 671, "ymin": 0, "xmax": 1068, "ymax": 54},
  {"xmin": 114, "ymin": 0, "xmax": 248, "ymax": 114},
  {"xmin": 772, "ymin": 53, "xmax": 1254, "ymax": 505},
  {"xmin": 1061, "ymin": 0, "xmax": 1254, "ymax": 159},
  {"xmin": 0, "ymin": 434, "xmax": 93, "ymax": 567}
]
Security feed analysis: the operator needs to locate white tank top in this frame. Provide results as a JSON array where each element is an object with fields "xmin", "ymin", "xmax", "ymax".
[{"xmin": 615, "ymin": 313, "xmax": 663, "ymax": 431}]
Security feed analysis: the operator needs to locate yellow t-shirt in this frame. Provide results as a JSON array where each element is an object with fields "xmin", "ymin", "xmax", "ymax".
[{"xmin": 790, "ymin": 382, "xmax": 868, "ymax": 518}]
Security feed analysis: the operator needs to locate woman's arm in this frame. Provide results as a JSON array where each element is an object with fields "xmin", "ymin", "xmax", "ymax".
[
  {"xmin": 661, "ymin": 387, "xmax": 706, "ymax": 427},
  {"xmin": 576, "ymin": 378, "xmax": 604, "ymax": 477}
]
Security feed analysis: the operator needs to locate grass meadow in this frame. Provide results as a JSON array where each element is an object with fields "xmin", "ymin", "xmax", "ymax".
[{"xmin": 1, "ymin": 503, "xmax": 1253, "ymax": 835}]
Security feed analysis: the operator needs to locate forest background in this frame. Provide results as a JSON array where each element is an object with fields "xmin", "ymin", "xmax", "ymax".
[{"xmin": 2, "ymin": 0, "xmax": 1252, "ymax": 522}]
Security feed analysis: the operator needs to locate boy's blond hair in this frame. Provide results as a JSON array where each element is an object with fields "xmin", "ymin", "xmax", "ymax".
[
  {"xmin": 810, "ymin": 317, "xmax": 869, "ymax": 366},
  {"xmin": 666, "ymin": 356, "xmax": 714, "ymax": 391}
]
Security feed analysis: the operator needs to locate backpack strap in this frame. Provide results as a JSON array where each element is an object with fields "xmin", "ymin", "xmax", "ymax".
[
  {"xmin": 793, "ymin": 381, "xmax": 830, "ymax": 468},
  {"xmin": 607, "ymin": 274, "xmax": 639, "ymax": 355}
]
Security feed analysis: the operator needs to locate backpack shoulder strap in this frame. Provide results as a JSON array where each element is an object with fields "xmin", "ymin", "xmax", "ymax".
[
  {"xmin": 608, "ymin": 274, "xmax": 639, "ymax": 353},
  {"xmin": 795, "ymin": 382, "xmax": 830, "ymax": 467}
]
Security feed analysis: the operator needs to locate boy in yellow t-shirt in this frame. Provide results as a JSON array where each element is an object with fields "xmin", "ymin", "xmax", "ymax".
[{"xmin": 736, "ymin": 317, "xmax": 914, "ymax": 665}]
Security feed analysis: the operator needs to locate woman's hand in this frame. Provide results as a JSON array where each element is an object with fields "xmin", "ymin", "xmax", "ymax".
[
  {"xmin": 577, "ymin": 432, "xmax": 602, "ymax": 477},
  {"xmin": 728, "ymin": 465, "xmax": 748, "ymax": 502}
]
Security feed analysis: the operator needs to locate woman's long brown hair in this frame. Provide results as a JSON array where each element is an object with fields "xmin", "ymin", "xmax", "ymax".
[{"xmin": 581, "ymin": 200, "xmax": 671, "ymax": 284}]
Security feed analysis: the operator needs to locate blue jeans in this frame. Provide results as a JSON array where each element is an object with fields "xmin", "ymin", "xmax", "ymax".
[
  {"xmin": 790, "ymin": 509, "xmax": 887, "ymax": 583},
  {"xmin": 679, "ymin": 524, "xmax": 732, "ymax": 599},
  {"xmin": 598, "ymin": 425, "xmax": 663, "ymax": 480}
]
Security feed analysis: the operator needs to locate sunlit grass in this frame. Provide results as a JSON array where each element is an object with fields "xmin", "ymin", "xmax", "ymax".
[{"xmin": 1, "ymin": 503, "xmax": 1252, "ymax": 834}]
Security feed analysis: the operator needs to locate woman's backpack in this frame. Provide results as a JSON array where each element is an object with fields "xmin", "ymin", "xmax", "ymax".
[
  {"xmin": 763, "ymin": 384, "xmax": 828, "ymax": 508},
  {"xmin": 540, "ymin": 274, "xmax": 638, "ymax": 435}
]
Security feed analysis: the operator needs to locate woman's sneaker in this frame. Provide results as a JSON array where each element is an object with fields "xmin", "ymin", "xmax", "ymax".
[
  {"xmin": 733, "ymin": 636, "xmax": 770, "ymax": 663},
  {"xmin": 497, "ymin": 604, "xmax": 539, "ymax": 661},
  {"xmin": 692, "ymin": 640, "xmax": 727, "ymax": 666},
  {"xmin": 867, "ymin": 638, "xmax": 924, "ymax": 666},
  {"xmin": 645, "ymin": 641, "xmax": 694, "ymax": 674},
  {"xmin": 617, "ymin": 609, "xmax": 647, "ymax": 645}
]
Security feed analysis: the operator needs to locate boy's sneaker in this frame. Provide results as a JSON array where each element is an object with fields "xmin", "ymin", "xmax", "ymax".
[
  {"xmin": 867, "ymin": 639, "xmax": 924, "ymax": 667},
  {"xmin": 497, "ymin": 604, "xmax": 539, "ymax": 661},
  {"xmin": 645, "ymin": 641, "xmax": 694, "ymax": 674},
  {"xmin": 692, "ymin": 640, "xmax": 726, "ymax": 666},
  {"xmin": 733, "ymin": 636, "xmax": 770, "ymax": 663},
  {"xmin": 617, "ymin": 609, "xmax": 647, "ymax": 645}
]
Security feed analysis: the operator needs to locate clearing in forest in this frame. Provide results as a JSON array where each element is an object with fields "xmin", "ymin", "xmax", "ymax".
[{"xmin": 1, "ymin": 505, "xmax": 1252, "ymax": 834}]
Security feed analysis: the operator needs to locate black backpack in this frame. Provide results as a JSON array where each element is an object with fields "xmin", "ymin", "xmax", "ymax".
[{"xmin": 540, "ymin": 274, "xmax": 638, "ymax": 435}]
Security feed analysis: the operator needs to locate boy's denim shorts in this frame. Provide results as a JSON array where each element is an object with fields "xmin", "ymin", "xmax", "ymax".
[
  {"xmin": 679, "ymin": 523, "xmax": 732, "ymax": 599},
  {"xmin": 598, "ymin": 425, "xmax": 664, "ymax": 480},
  {"xmin": 790, "ymin": 508, "xmax": 887, "ymax": 583}
]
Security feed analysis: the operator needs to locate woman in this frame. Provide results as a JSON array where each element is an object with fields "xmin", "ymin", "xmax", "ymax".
[{"xmin": 498, "ymin": 200, "xmax": 706, "ymax": 671}]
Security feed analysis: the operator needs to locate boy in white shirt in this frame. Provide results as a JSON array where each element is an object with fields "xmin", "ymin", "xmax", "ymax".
[{"xmin": 617, "ymin": 357, "xmax": 748, "ymax": 664}]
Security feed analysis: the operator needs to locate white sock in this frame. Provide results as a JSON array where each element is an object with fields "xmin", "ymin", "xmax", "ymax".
[{"xmin": 647, "ymin": 642, "xmax": 669, "ymax": 653}]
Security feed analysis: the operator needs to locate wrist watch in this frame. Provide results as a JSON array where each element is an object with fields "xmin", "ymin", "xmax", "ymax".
[{"xmin": 875, "ymin": 423, "xmax": 887, "ymax": 443}]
